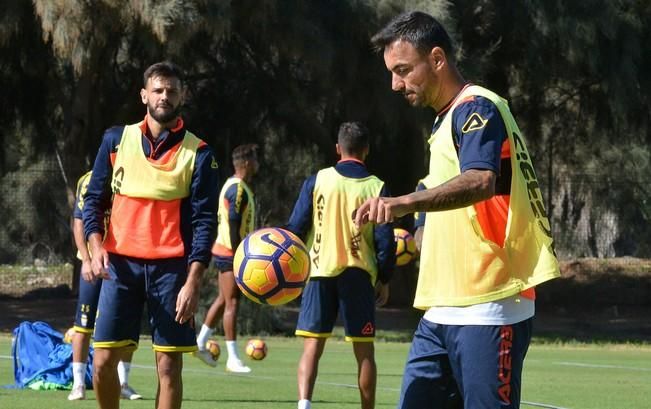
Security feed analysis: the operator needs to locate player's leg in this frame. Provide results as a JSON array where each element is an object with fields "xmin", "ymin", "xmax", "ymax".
[
  {"xmin": 93, "ymin": 254, "xmax": 145, "ymax": 408},
  {"xmin": 68, "ymin": 275, "xmax": 102, "ymax": 400},
  {"xmin": 155, "ymin": 351, "xmax": 184, "ymax": 409},
  {"xmin": 220, "ymin": 268, "xmax": 239, "ymax": 341},
  {"xmin": 196, "ymin": 258, "xmax": 227, "ymax": 349},
  {"xmin": 118, "ymin": 349, "xmax": 142, "ymax": 400},
  {"xmin": 93, "ymin": 347, "xmax": 125, "ymax": 409},
  {"xmin": 398, "ymin": 319, "xmax": 457, "ymax": 409},
  {"xmin": 447, "ymin": 319, "xmax": 532, "ymax": 409},
  {"xmin": 195, "ymin": 258, "xmax": 230, "ymax": 368},
  {"xmin": 297, "ymin": 337, "xmax": 327, "ymax": 407},
  {"xmin": 295, "ymin": 277, "xmax": 337, "ymax": 409},
  {"xmin": 337, "ymin": 268, "xmax": 377, "ymax": 409},
  {"xmin": 70, "ymin": 331, "xmax": 92, "ymax": 399},
  {"xmin": 219, "ymin": 265, "xmax": 250, "ymax": 372},
  {"xmin": 147, "ymin": 258, "xmax": 200, "ymax": 408},
  {"xmin": 352, "ymin": 341, "xmax": 376, "ymax": 409}
]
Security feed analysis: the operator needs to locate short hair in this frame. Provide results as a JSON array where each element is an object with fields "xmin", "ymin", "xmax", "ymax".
[
  {"xmin": 143, "ymin": 61, "xmax": 184, "ymax": 87},
  {"xmin": 337, "ymin": 122, "xmax": 369, "ymax": 155},
  {"xmin": 232, "ymin": 144, "xmax": 259, "ymax": 165},
  {"xmin": 371, "ymin": 11, "xmax": 454, "ymax": 57}
]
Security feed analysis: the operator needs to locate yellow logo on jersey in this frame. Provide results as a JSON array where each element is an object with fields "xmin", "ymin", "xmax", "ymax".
[
  {"xmin": 461, "ymin": 113, "xmax": 488, "ymax": 133},
  {"xmin": 211, "ymin": 157, "xmax": 219, "ymax": 169}
]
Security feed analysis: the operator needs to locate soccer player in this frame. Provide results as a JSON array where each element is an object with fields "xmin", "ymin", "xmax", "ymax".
[
  {"xmin": 286, "ymin": 122, "xmax": 396, "ymax": 409},
  {"xmin": 83, "ymin": 62, "xmax": 219, "ymax": 409},
  {"xmin": 355, "ymin": 12, "xmax": 561, "ymax": 408},
  {"xmin": 194, "ymin": 144, "xmax": 259, "ymax": 373},
  {"xmin": 67, "ymin": 171, "xmax": 141, "ymax": 401}
]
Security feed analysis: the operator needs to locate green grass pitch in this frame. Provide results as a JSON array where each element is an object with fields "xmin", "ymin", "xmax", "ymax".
[{"xmin": 1, "ymin": 334, "xmax": 650, "ymax": 408}]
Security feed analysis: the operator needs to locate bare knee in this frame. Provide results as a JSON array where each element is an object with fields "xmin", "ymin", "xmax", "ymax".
[
  {"xmin": 224, "ymin": 297, "xmax": 239, "ymax": 313},
  {"xmin": 353, "ymin": 342, "xmax": 376, "ymax": 366},
  {"xmin": 93, "ymin": 348, "xmax": 121, "ymax": 379},
  {"xmin": 302, "ymin": 338, "xmax": 327, "ymax": 361},
  {"xmin": 156, "ymin": 352, "xmax": 183, "ymax": 385}
]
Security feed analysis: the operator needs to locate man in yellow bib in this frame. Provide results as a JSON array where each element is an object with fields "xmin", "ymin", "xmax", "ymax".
[
  {"xmin": 287, "ymin": 122, "xmax": 396, "ymax": 409},
  {"xmin": 195, "ymin": 144, "xmax": 259, "ymax": 373},
  {"xmin": 355, "ymin": 12, "xmax": 560, "ymax": 409},
  {"xmin": 83, "ymin": 62, "xmax": 219, "ymax": 409}
]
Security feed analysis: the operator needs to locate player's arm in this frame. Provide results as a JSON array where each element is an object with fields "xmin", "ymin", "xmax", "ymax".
[
  {"xmin": 176, "ymin": 145, "xmax": 220, "ymax": 324},
  {"xmin": 285, "ymin": 175, "xmax": 317, "ymax": 242},
  {"xmin": 73, "ymin": 218, "xmax": 93, "ymax": 282},
  {"xmin": 84, "ymin": 129, "xmax": 120, "ymax": 279},
  {"xmin": 72, "ymin": 177, "xmax": 94, "ymax": 282},
  {"xmin": 355, "ymin": 98, "xmax": 505, "ymax": 225},
  {"xmin": 355, "ymin": 170, "xmax": 495, "ymax": 225}
]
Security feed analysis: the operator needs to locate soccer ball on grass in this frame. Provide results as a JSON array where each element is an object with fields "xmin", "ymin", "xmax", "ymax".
[{"xmin": 245, "ymin": 339, "xmax": 267, "ymax": 360}]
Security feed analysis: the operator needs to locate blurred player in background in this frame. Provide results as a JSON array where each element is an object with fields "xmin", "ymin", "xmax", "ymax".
[
  {"xmin": 356, "ymin": 12, "xmax": 560, "ymax": 408},
  {"xmin": 83, "ymin": 61, "xmax": 219, "ymax": 409},
  {"xmin": 286, "ymin": 122, "xmax": 396, "ymax": 409},
  {"xmin": 67, "ymin": 171, "xmax": 141, "ymax": 401},
  {"xmin": 195, "ymin": 144, "xmax": 259, "ymax": 373}
]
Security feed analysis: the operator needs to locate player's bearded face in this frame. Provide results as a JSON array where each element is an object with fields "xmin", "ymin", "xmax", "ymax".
[
  {"xmin": 148, "ymin": 97, "xmax": 182, "ymax": 123},
  {"xmin": 141, "ymin": 75, "xmax": 183, "ymax": 124}
]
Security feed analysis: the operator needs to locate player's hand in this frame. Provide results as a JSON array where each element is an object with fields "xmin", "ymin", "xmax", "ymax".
[
  {"xmin": 175, "ymin": 281, "xmax": 199, "ymax": 324},
  {"xmin": 80, "ymin": 259, "xmax": 94, "ymax": 283},
  {"xmin": 375, "ymin": 282, "xmax": 390, "ymax": 307},
  {"xmin": 176, "ymin": 262, "xmax": 205, "ymax": 324},
  {"xmin": 354, "ymin": 197, "xmax": 405, "ymax": 227},
  {"xmin": 90, "ymin": 246, "xmax": 110, "ymax": 281}
]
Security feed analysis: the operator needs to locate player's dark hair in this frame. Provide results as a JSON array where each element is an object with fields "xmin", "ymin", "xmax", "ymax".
[
  {"xmin": 337, "ymin": 122, "xmax": 369, "ymax": 155},
  {"xmin": 143, "ymin": 61, "xmax": 184, "ymax": 87},
  {"xmin": 232, "ymin": 144, "xmax": 259, "ymax": 166},
  {"xmin": 371, "ymin": 11, "xmax": 454, "ymax": 58}
]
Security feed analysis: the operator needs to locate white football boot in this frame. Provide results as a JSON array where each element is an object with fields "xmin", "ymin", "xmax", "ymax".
[
  {"xmin": 67, "ymin": 384, "xmax": 86, "ymax": 401},
  {"xmin": 226, "ymin": 358, "xmax": 251, "ymax": 373},
  {"xmin": 193, "ymin": 349, "xmax": 218, "ymax": 368},
  {"xmin": 120, "ymin": 384, "xmax": 142, "ymax": 400}
]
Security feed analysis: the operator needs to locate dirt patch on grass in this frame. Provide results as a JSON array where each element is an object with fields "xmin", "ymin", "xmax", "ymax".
[{"xmin": 0, "ymin": 258, "xmax": 649, "ymax": 342}]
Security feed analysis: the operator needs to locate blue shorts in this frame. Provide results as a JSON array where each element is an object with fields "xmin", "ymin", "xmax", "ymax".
[
  {"xmin": 93, "ymin": 254, "xmax": 197, "ymax": 352},
  {"xmin": 213, "ymin": 255, "xmax": 233, "ymax": 273},
  {"xmin": 398, "ymin": 318, "xmax": 533, "ymax": 409},
  {"xmin": 295, "ymin": 267, "xmax": 375, "ymax": 342},
  {"xmin": 73, "ymin": 275, "xmax": 102, "ymax": 333}
]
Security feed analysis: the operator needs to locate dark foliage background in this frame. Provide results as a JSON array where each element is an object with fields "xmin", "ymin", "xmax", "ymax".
[{"xmin": 1, "ymin": 1, "xmax": 649, "ymax": 268}]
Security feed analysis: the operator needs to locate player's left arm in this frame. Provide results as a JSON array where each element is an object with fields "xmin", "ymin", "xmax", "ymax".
[
  {"xmin": 355, "ymin": 98, "xmax": 505, "ymax": 225},
  {"xmin": 355, "ymin": 171, "xmax": 495, "ymax": 225},
  {"xmin": 72, "ymin": 173, "xmax": 94, "ymax": 282},
  {"xmin": 176, "ymin": 144, "xmax": 220, "ymax": 324}
]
